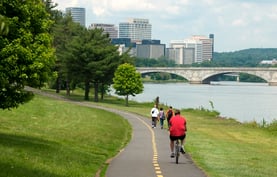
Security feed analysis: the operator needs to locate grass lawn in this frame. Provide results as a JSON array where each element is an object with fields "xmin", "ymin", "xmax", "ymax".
[
  {"xmin": 0, "ymin": 89, "xmax": 276, "ymax": 177},
  {"xmin": 0, "ymin": 95, "xmax": 131, "ymax": 177},
  {"xmin": 184, "ymin": 109, "xmax": 277, "ymax": 177}
]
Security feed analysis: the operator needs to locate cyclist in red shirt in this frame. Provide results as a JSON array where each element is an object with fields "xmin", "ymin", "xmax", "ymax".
[{"xmin": 169, "ymin": 109, "xmax": 187, "ymax": 158}]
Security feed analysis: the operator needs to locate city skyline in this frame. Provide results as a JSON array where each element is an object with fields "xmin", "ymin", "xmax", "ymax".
[{"xmin": 53, "ymin": 0, "xmax": 277, "ymax": 52}]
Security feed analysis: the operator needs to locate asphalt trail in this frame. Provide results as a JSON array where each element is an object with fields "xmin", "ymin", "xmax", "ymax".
[{"xmin": 26, "ymin": 87, "xmax": 207, "ymax": 177}]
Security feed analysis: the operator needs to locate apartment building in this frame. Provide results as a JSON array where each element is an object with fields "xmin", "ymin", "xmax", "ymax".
[
  {"xmin": 119, "ymin": 18, "xmax": 152, "ymax": 43},
  {"xmin": 168, "ymin": 34, "xmax": 214, "ymax": 64},
  {"xmin": 88, "ymin": 23, "xmax": 118, "ymax": 39}
]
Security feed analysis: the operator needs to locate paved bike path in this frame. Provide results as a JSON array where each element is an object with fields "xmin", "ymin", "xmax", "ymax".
[
  {"xmin": 26, "ymin": 87, "xmax": 207, "ymax": 177},
  {"xmin": 105, "ymin": 111, "xmax": 207, "ymax": 177}
]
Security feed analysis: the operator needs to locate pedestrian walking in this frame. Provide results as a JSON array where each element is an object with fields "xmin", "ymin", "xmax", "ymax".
[
  {"xmin": 150, "ymin": 104, "xmax": 159, "ymax": 128},
  {"xmin": 159, "ymin": 107, "xmax": 166, "ymax": 129}
]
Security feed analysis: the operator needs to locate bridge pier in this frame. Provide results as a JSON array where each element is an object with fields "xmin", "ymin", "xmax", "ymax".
[
  {"xmin": 189, "ymin": 80, "xmax": 202, "ymax": 84},
  {"xmin": 268, "ymin": 82, "xmax": 277, "ymax": 86}
]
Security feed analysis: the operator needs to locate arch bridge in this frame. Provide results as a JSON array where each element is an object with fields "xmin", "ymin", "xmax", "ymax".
[{"xmin": 136, "ymin": 67, "xmax": 277, "ymax": 86}]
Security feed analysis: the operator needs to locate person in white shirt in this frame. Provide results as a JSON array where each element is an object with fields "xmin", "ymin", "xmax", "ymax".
[{"xmin": 150, "ymin": 104, "xmax": 159, "ymax": 128}]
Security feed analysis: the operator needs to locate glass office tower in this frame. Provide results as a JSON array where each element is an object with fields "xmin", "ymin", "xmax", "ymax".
[{"xmin": 65, "ymin": 7, "xmax": 86, "ymax": 27}]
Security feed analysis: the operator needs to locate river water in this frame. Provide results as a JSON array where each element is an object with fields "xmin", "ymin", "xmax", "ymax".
[{"xmin": 126, "ymin": 82, "xmax": 277, "ymax": 123}]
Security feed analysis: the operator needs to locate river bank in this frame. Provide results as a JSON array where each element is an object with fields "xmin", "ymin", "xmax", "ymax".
[{"xmin": 124, "ymin": 82, "xmax": 277, "ymax": 124}]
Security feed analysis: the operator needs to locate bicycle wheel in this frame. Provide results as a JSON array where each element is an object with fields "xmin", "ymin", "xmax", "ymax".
[{"xmin": 175, "ymin": 140, "xmax": 179, "ymax": 164}]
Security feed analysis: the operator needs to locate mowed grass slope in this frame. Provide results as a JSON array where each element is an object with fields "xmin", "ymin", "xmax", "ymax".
[
  {"xmin": 0, "ymin": 90, "xmax": 276, "ymax": 177},
  {"xmin": 184, "ymin": 110, "xmax": 277, "ymax": 177},
  {"xmin": 0, "ymin": 95, "xmax": 131, "ymax": 177}
]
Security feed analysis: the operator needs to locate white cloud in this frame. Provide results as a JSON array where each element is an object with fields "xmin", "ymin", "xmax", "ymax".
[{"xmin": 232, "ymin": 19, "xmax": 247, "ymax": 27}]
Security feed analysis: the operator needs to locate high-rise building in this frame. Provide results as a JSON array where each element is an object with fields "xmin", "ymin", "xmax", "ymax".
[
  {"xmin": 65, "ymin": 7, "xmax": 86, "ymax": 27},
  {"xmin": 209, "ymin": 34, "xmax": 214, "ymax": 59},
  {"xmin": 168, "ymin": 34, "xmax": 214, "ymax": 64},
  {"xmin": 89, "ymin": 23, "xmax": 118, "ymax": 39},
  {"xmin": 119, "ymin": 18, "xmax": 152, "ymax": 43},
  {"xmin": 191, "ymin": 35, "xmax": 213, "ymax": 61},
  {"xmin": 170, "ymin": 39, "xmax": 202, "ymax": 64}
]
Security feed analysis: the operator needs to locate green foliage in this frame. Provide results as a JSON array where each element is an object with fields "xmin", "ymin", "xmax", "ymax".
[
  {"xmin": 0, "ymin": 0, "xmax": 56, "ymax": 109},
  {"xmin": 239, "ymin": 73, "xmax": 266, "ymax": 82},
  {"xmin": 135, "ymin": 57, "xmax": 175, "ymax": 67},
  {"xmin": 0, "ymin": 15, "xmax": 9, "ymax": 35},
  {"xmin": 185, "ymin": 107, "xmax": 220, "ymax": 117},
  {"xmin": 213, "ymin": 48, "xmax": 277, "ymax": 67},
  {"xmin": 51, "ymin": 13, "xmax": 84, "ymax": 93},
  {"xmin": 266, "ymin": 119, "xmax": 277, "ymax": 133},
  {"xmin": 113, "ymin": 63, "xmax": 144, "ymax": 106},
  {"xmin": 65, "ymin": 28, "xmax": 121, "ymax": 101}
]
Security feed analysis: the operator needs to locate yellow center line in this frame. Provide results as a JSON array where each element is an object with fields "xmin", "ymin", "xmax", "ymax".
[{"xmin": 135, "ymin": 116, "xmax": 164, "ymax": 177}]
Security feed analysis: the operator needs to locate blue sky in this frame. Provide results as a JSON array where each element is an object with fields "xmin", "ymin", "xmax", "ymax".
[{"xmin": 53, "ymin": 0, "xmax": 277, "ymax": 52}]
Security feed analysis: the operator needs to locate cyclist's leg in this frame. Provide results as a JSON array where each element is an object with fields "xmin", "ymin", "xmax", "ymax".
[
  {"xmin": 180, "ymin": 134, "xmax": 186, "ymax": 153},
  {"xmin": 169, "ymin": 135, "xmax": 175, "ymax": 157},
  {"xmin": 170, "ymin": 140, "xmax": 174, "ymax": 152}
]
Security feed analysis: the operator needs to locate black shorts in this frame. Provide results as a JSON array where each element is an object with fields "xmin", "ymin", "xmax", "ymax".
[{"xmin": 170, "ymin": 134, "xmax": 186, "ymax": 141}]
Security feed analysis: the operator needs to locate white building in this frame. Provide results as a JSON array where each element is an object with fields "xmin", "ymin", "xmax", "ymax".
[
  {"xmin": 88, "ymin": 23, "xmax": 118, "ymax": 39},
  {"xmin": 65, "ymin": 7, "xmax": 86, "ymax": 27},
  {"xmin": 191, "ymin": 35, "xmax": 213, "ymax": 62},
  {"xmin": 260, "ymin": 59, "xmax": 277, "ymax": 65},
  {"xmin": 168, "ymin": 34, "xmax": 214, "ymax": 64},
  {"xmin": 119, "ymin": 18, "xmax": 152, "ymax": 43},
  {"xmin": 166, "ymin": 47, "xmax": 194, "ymax": 65}
]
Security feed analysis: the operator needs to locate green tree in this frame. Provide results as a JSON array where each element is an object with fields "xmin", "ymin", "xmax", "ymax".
[
  {"xmin": 99, "ymin": 51, "xmax": 135, "ymax": 100},
  {"xmin": 0, "ymin": 0, "xmax": 56, "ymax": 109},
  {"xmin": 66, "ymin": 28, "xmax": 120, "ymax": 101},
  {"xmin": 52, "ymin": 13, "xmax": 83, "ymax": 95},
  {"xmin": 113, "ymin": 63, "xmax": 144, "ymax": 106},
  {"xmin": 0, "ymin": 15, "xmax": 9, "ymax": 35}
]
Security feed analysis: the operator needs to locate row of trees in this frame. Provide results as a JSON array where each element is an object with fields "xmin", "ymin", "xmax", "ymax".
[{"xmin": 0, "ymin": 0, "xmax": 143, "ymax": 109}]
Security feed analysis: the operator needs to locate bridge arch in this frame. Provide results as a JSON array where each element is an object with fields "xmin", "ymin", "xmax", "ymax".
[
  {"xmin": 201, "ymin": 70, "xmax": 267, "ymax": 84},
  {"xmin": 136, "ymin": 67, "xmax": 277, "ymax": 86},
  {"xmin": 139, "ymin": 70, "xmax": 190, "ymax": 81}
]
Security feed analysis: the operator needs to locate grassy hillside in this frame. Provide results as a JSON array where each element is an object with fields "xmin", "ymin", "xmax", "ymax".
[
  {"xmin": 0, "ymin": 91, "xmax": 276, "ymax": 177},
  {"xmin": 0, "ymin": 95, "xmax": 131, "ymax": 177}
]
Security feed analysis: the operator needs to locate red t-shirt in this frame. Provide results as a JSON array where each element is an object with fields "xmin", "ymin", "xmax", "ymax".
[{"xmin": 169, "ymin": 115, "xmax": 186, "ymax": 136}]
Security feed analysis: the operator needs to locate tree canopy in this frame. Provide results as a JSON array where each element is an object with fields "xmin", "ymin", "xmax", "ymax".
[
  {"xmin": 113, "ymin": 63, "xmax": 144, "ymax": 106},
  {"xmin": 64, "ymin": 28, "xmax": 121, "ymax": 101},
  {"xmin": 0, "ymin": 0, "xmax": 56, "ymax": 109},
  {"xmin": 0, "ymin": 15, "xmax": 9, "ymax": 35}
]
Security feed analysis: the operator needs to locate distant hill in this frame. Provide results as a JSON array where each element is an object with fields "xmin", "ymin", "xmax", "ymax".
[{"xmin": 213, "ymin": 48, "xmax": 277, "ymax": 67}]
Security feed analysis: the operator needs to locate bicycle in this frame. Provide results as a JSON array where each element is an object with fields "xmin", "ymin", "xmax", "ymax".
[{"xmin": 175, "ymin": 139, "xmax": 181, "ymax": 164}]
